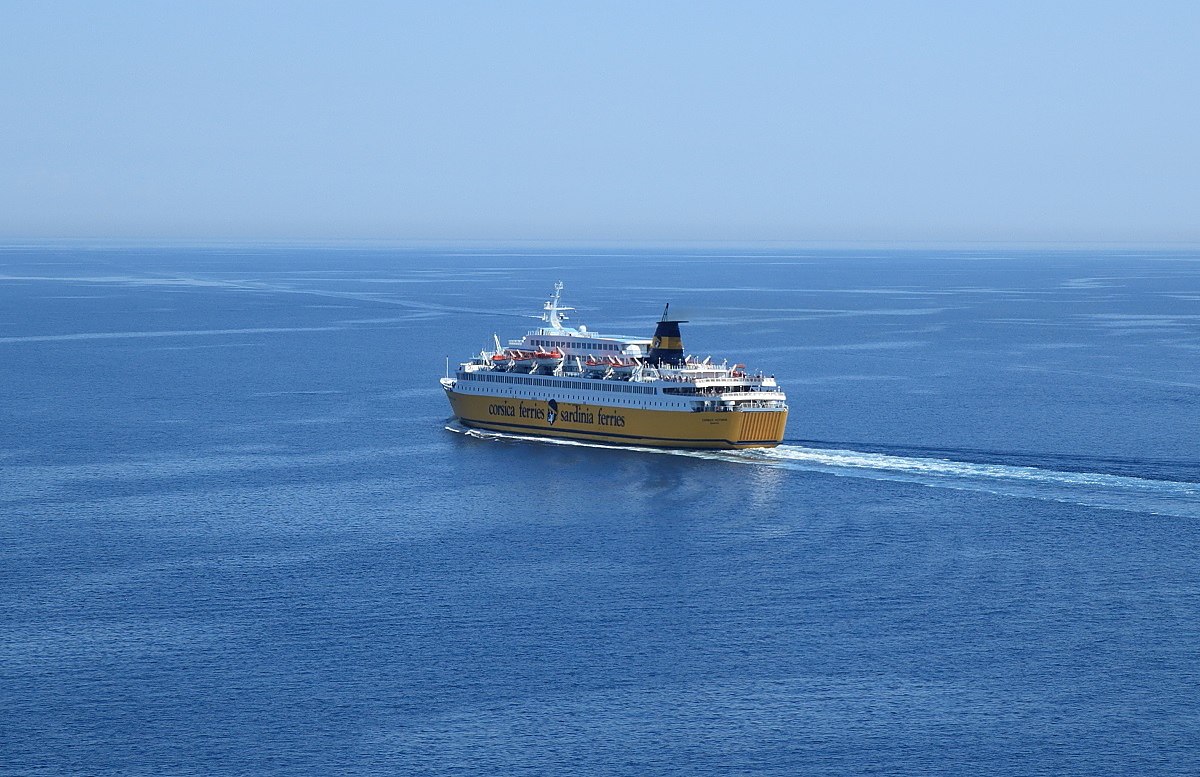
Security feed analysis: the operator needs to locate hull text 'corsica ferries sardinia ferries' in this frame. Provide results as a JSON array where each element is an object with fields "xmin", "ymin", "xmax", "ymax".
[{"xmin": 441, "ymin": 283, "xmax": 787, "ymax": 449}]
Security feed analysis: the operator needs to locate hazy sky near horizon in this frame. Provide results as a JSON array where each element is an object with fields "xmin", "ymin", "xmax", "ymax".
[{"xmin": 3, "ymin": 1, "xmax": 1198, "ymax": 243}]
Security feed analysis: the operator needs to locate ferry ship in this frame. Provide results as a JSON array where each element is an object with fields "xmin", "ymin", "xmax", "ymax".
[{"xmin": 441, "ymin": 283, "xmax": 788, "ymax": 449}]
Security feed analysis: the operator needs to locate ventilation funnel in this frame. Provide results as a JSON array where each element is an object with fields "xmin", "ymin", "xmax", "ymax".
[{"xmin": 647, "ymin": 304, "xmax": 687, "ymax": 366}]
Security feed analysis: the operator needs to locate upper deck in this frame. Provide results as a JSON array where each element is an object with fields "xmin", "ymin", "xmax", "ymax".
[{"xmin": 449, "ymin": 282, "xmax": 787, "ymax": 410}]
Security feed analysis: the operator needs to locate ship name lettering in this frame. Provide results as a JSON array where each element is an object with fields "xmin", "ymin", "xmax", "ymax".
[
  {"xmin": 598, "ymin": 412, "xmax": 625, "ymax": 427},
  {"xmin": 560, "ymin": 406, "xmax": 594, "ymax": 425},
  {"xmin": 519, "ymin": 403, "xmax": 546, "ymax": 420},
  {"xmin": 488, "ymin": 403, "xmax": 516, "ymax": 417}
]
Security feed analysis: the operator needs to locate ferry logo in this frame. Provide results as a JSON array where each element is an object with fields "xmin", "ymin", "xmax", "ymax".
[{"xmin": 546, "ymin": 399, "xmax": 558, "ymax": 426}]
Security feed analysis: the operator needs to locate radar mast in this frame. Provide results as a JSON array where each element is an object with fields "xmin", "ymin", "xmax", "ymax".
[{"xmin": 542, "ymin": 281, "xmax": 574, "ymax": 331}]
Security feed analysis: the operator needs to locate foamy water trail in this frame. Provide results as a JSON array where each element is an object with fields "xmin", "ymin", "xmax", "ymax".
[
  {"xmin": 447, "ymin": 424, "xmax": 1200, "ymax": 518},
  {"xmin": 742, "ymin": 445, "xmax": 1200, "ymax": 516}
]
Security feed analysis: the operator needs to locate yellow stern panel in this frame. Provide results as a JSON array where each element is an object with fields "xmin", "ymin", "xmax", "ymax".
[{"xmin": 445, "ymin": 389, "xmax": 786, "ymax": 449}]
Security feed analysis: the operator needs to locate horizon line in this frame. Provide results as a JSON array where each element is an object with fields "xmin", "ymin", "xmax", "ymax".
[{"xmin": 3, "ymin": 237, "xmax": 1200, "ymax": 252}]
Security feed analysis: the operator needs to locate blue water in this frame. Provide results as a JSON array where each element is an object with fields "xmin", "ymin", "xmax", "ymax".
[{"xmin": 2, "ymin": 246, "xmax": 1199, "ymax": 775}]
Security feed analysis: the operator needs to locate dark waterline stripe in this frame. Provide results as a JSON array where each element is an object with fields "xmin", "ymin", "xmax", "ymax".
[{"xmin": 458, "ymin": 416, "xmax": 778, "ymax": 446}]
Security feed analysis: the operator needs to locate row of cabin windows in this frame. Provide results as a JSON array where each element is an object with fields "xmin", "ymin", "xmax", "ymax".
[
  {"xmin": 530, "ymin": 339, "xmax": 621, "ymax": 351},
  {"xmin": 461, "ymin": 372, "xmax": 656, "ymax": 394},
  {"xmin": 664, "ymin": 385, "xmax": 755, "ymax": 395},
  {"xmin": 478, "ymin": 389, "xmax": 681, "ymax": 407}
]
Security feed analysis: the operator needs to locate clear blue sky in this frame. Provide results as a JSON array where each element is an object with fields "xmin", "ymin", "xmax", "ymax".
[{"xmin": 2, "ymin": 1, "xmax": 1197, "ymax": 243}]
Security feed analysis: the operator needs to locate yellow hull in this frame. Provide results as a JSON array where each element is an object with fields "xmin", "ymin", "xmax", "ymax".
[{"xmin": 445, "ymin": 388, "xmax": 787, "ymax": 449}]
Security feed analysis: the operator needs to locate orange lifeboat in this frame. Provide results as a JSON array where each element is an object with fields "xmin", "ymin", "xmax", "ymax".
[{"xmin": 534, "ymin": 347, "xmax": 564, "ymax": 369}]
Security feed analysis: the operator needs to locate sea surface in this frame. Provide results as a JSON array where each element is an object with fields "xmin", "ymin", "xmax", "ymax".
[{"xmin": 2, "ymin": 245, "xmax": 1199, "ymax": 775}]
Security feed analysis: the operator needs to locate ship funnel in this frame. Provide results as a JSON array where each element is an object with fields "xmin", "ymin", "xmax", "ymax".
[{"xmin": 647, "ymin": 303, "xmax": 688, "ymax": 366}]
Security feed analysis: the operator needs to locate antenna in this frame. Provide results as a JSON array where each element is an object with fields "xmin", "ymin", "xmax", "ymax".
[{"xmin": 542, "ymin": 281, "xmax": 574, "ymax": 331}]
